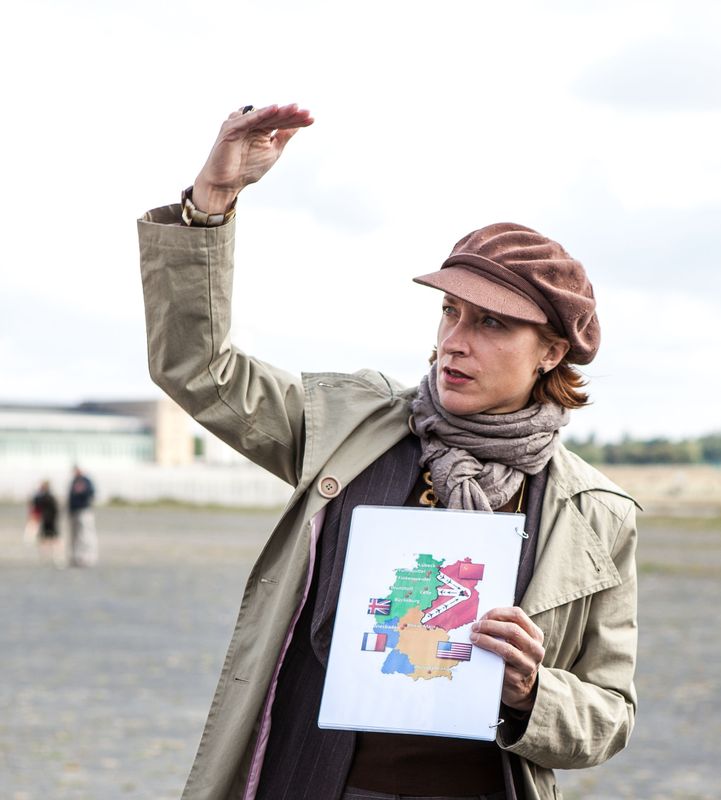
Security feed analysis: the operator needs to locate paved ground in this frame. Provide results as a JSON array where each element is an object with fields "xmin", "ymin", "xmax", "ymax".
[{"xmin": 1, "ymin": 503, "xmax": 720, "ymax": 800}]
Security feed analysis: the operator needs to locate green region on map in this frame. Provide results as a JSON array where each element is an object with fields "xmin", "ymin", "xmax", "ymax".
[{"xmin": 383, "ymin": 552, "xmax": 443, "ymax": 620}]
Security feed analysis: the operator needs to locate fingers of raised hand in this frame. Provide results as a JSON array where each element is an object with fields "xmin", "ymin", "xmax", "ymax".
[{"xmin": 225, "ymin": 103, "xmax": 313, "ymax": 134}]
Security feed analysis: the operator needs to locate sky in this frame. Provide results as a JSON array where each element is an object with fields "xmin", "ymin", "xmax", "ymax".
[{"xmin": 2, "ymin": 0, "xmax": 720, "ymax": 443}]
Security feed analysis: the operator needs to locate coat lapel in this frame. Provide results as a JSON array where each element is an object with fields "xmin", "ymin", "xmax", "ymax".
[
  {"xmin": 521, "ymin": 447, "xmax": 628, "ymax": 617},
  {"xmin": 297, "ymin": 371, "xmax": 414, "ymax": 502},
  {"xmin": 521, "ymin": 495, "xmax": 622, "ymax": 616}
]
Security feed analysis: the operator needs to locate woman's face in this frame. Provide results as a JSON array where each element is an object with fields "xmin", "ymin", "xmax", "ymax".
[{"xmin": 435, "ymin": 294, "xmax": 558, "ymax": 416}]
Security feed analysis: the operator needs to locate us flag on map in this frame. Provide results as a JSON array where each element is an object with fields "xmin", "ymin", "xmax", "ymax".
[
  {"xmin": 368, "ymin": 598, "xmax": 391, "ymax": 615},
  {"xmin": 436, "ymin": 641, "xmax": 473, "ymax": 661}
]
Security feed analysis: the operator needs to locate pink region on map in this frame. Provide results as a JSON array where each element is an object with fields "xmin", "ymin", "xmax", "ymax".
[{"xmin": 421, "ymin": 558, "xmax": 484, "ymax": 631}]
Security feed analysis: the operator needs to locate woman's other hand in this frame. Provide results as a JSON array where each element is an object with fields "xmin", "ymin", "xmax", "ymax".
[
  {"xmin": 470, "ymin": 606, "xmax": 545, "ymax": 712},
  {"xmin": 193, "ymin": 103, "xmax": 314, "ymax": 214}
]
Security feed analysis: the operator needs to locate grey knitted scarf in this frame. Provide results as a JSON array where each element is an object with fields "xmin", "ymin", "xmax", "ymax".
[{"xmin": 411, "ymin": 363, "xmax": 569, "ymax": 512}]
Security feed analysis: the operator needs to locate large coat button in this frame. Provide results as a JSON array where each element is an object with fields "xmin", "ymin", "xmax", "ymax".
[{"xmin": 317, "ymin": 475, "xmax": 342, "ymax": 498}]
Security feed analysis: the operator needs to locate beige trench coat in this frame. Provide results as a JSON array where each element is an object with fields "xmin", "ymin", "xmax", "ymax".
[{"xmin": 138, "ymin": 207, "xmax": 638, "ymax": 800}]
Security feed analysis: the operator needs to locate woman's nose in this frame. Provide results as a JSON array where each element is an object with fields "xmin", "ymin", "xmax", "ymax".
[{"xmin": 440, "ymin": 322, "xmax": 471, "ymax": 355}]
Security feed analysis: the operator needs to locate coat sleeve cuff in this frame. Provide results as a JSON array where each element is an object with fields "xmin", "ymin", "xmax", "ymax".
[{"xmin": 497, "ymin": 664, "xmax": 555, "ymax": 761}]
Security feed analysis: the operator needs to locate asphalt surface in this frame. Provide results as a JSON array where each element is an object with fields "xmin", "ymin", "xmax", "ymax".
[{"xmin": 1, "ymin": 504, "xmax": 720, "ymax": 800}]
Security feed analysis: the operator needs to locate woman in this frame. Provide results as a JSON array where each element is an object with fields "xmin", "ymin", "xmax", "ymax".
[{"xmin": 138, "ymin": 104, "xmax": 637, "ymax": 800}]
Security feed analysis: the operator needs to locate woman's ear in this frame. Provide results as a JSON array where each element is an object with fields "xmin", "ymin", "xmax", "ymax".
[{"xmin": 539, "ymin": 338, "xmax": 570, "ymax": 372}]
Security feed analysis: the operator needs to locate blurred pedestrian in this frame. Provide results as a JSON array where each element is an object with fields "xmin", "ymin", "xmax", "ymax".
[
  {"xmin": 67, "ymin": 466, "xmax": 98, "ymax": 567},
  {"xmin": 29, "ymin": 480, "xmax": 62, "ymax": 564}
]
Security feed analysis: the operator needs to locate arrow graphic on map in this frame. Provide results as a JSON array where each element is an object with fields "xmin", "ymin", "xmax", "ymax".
[{"xmin": 420, "ymin": 571, "xmax": 472, "ymax": 624}]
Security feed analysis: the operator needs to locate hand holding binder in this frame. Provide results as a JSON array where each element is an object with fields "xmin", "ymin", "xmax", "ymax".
[{"xmin": 471, "ymin": 605, "xmax": 545, "ymax": 712}]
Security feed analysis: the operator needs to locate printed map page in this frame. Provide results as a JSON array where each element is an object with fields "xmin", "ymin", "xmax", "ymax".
[{"xmin": 370, "ymin": 554, "xmax": 485, "ymax": 681}]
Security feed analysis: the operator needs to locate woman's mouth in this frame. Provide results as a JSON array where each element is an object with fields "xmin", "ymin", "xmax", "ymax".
[{"xmin": 442, "ymin": 366, "xmax": 473, "ymax": 385}]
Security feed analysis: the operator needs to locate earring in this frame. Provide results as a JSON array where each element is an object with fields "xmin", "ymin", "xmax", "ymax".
[{"xmin": 537, "ymin": 366, "xmax": 545, "ymax": 379}]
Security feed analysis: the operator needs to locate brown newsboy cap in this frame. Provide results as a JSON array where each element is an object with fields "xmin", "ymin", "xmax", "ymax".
[{"xmin": 413, "ymin": 222, "xmax": 600, "ymax": 364}]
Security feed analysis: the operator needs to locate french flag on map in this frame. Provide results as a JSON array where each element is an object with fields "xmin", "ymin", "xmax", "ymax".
[
  {"xmin": 361, "ymin": 633, "xmax": 388, "ymax": 652},
  {"xmin": 368, "ymin": 598, "xmax": 391, "ymax": 615},
  {"xmin": 436, "ymin": 641, "xmax": 473, "ymax": 661}
]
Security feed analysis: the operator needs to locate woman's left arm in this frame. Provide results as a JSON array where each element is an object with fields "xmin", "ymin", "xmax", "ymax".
[{"xmin": 474, "ymin": 503, "xmax": 638, "ymax": 769}]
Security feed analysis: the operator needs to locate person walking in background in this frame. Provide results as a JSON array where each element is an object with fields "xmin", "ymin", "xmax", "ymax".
[
  {"xmin": 67, "ymin": 466, "xmax": 98, "ymax": 567},
  {"xmin": 29, "ymin": 480, "xmax": 62, "ymax": 565}
]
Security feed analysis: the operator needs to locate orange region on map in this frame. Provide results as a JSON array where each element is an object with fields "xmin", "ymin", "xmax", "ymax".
[
  {"xmin": 394, "ymin": 607, "xmax": 459, "ymax": 680},
  {"xmin": 420, "ymin": 558, "xmax": 484, "ymax": 631}
]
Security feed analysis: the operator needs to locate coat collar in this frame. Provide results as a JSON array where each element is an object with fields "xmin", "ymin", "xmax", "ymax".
[
  {"xmin": 521, "ymin": 444, "xmax": 636, "ymax": 617},
  {"xmin": 547, "ymin": 442, "xmax": 637, "ymax": 503},
  {"xmin": 289, "ymin": 370, "xmax": 414, "ymax": 514}
]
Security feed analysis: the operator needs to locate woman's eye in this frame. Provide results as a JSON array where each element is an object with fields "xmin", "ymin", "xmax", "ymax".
[
  {"xmin": 442, "ymin": 305, "xmax": 456, "ymax": 316},
  {"xmin": 481, "ymin": 315, "xmax": 502, "ymax": 328}
]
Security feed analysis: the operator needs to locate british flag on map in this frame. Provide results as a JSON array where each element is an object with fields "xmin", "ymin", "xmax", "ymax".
[{"xmin": 367, "ymin": 597, "xmax": 391, "ymax": 615}]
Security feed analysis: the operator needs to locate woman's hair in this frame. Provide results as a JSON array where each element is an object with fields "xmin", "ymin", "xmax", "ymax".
[
  {"xmin": 429, "ymin": 322, "xmax": 590, "ymax": 410},
  {"xmin": 532, "ymin": 323, "xmax": 590, "ymax": 409}
]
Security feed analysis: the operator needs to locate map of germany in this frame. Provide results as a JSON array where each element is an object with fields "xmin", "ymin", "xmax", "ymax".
[{"xmin": 365, "ymin": 553, "xmax": 485, "ymax": 681}]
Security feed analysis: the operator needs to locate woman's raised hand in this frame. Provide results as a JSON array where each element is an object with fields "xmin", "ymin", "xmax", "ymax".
[
  {"xmin": 470, "ymin": 606, "xmax": 545, "ymax": 712},
  {"xmin": 192, "ymin": 103, "xmax": 314, "ymax": 214}
]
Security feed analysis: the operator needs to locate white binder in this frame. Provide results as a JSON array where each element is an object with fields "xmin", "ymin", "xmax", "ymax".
[{"xmin": 318, "ymin": 505, "xmax": 524, "ymax": 740}]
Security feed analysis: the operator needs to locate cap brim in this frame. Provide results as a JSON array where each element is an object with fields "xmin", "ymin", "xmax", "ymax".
[{"xmin": 413, "ymin": 266, "xmax": 548, "ymax": 324}]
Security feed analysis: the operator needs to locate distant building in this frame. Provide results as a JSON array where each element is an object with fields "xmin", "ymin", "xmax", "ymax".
[
  {"xmin": 0, "ymin": 398, "xmax": 192, "ymax": 468},
  {"xmin": 0, "ymin": 399, "xmax": 291, "ymax": 508}
]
